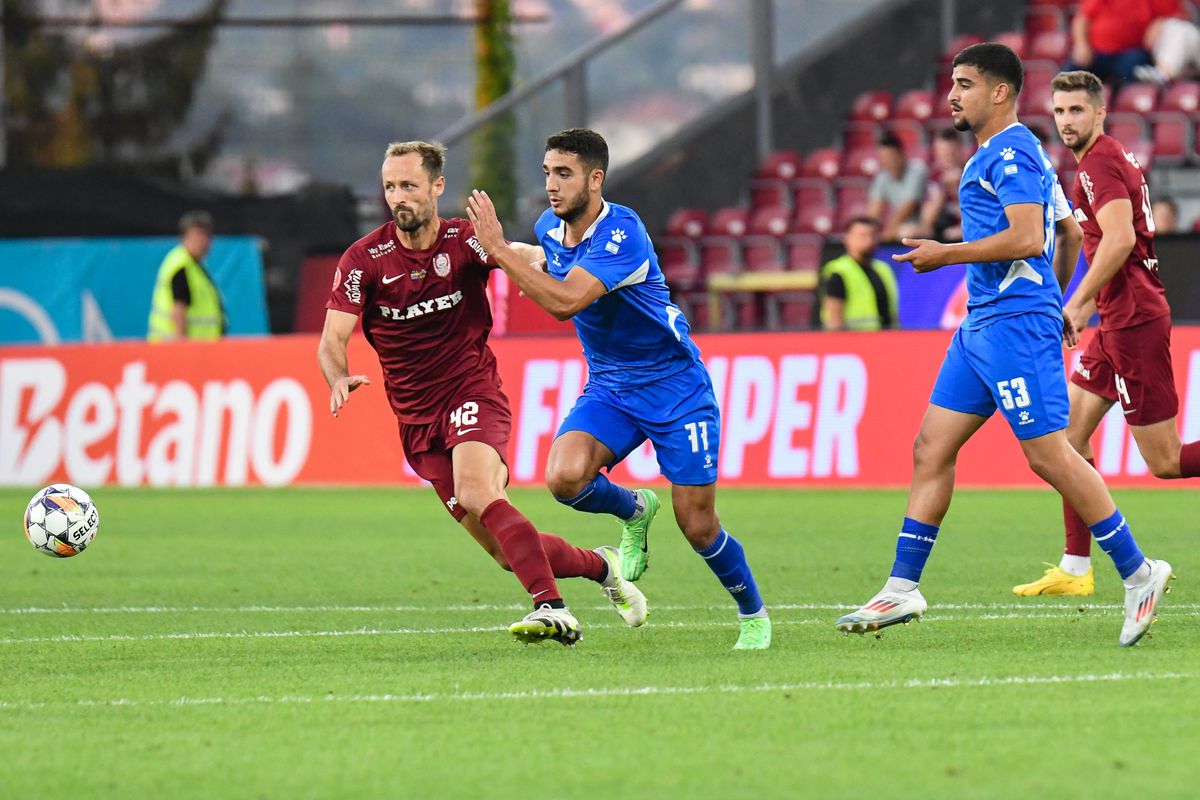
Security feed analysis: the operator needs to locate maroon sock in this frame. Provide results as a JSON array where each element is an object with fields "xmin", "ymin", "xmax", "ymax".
[
  {"xmin": 1180, "ymin": 441, "xmax": 1200, "ymax": 477},
  {"xmin": 540, "ymin": 532, "xmax": 606, "ymax": 582},
  {"xmin": 1063, "ymin": 458, "xmax": 1095, "ymax": 557},
  {"xmin": 480, "ymin": 500, "xmax": 561, "ymax": 605}
]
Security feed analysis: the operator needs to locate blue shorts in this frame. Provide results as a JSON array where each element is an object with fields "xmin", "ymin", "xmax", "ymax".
[
  {"xmin": 929, "ymin": 313, "xmax": 1069, "ymax": 440},
  {"xmin": 557, "ymin": 361, "xmax": 720, "ymax": 485}
]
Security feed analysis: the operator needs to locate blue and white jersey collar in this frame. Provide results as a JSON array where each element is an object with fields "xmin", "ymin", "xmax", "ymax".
[{"xmin": 546, "ymin": 200, "xmax": 612, "ymax": 246}]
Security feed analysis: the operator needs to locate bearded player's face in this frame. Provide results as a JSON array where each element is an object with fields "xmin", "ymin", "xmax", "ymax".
[
  {"xmin": 1053, "ymin": 89, "xmax": 1103, "ymax": 154},
  {"xmin": 383, "ymin": 154, "xmax": 443, "ymax": 234},
  {"xmin": 543, "ymin": 149, "xmax": 597, "ymax": 224},
  {"xmin": 947, "ymin": 64, "xmax": 994, "ymax": 133}
]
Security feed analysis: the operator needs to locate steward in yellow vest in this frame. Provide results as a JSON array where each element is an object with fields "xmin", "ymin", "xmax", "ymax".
[
  {"xmin": 820, "ymin": 217, "xmax": 899, "ymax": 331},
  {"xmin": 147, "ymin": 211, "xmax": 227, "ymax": 341}
]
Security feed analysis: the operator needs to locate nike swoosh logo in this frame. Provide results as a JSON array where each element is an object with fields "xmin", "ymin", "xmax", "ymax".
[
  {"xmin": 381, "ymin": 274, "xmax": 403, "ymax": 284},
  {"xmin": 456, "ymin": 427, "xmax": 481, "ymax": 436}
]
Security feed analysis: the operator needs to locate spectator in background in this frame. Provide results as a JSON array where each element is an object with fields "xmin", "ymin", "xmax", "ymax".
[
  {"xmin": 867, "ymin": 134, "xmax": 928, "ymax": 241},
  {"xmin": 819, "ymin": 217, "xmax": 900, "ymax": 331},
  {"xmin": 916, "ymin": 128, "xmax": 965, "ymax": 241},
  {"xmin": 147, "ymin": 211, "xmax": 227, "ymax": 341},
  {"xmin": 1069, "ymin": 0, "xmax": 1184, "ymax": 85},
  {"xmin": 1153, "ymin": 195, "xmax": 1180, "ymax": 232},
  {"xmin": 1138, "ymin": 6, "xmax": 1200, "ymax": 84}
]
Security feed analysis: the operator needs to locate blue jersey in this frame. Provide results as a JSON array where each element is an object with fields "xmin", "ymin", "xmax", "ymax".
[
  {"xmin": 958, "ymin": 123, "xmax": 1062, "ymax": 329},
  {"xmin": 536, "ymin": 201, "xmax": 702, "ymax": 389}
]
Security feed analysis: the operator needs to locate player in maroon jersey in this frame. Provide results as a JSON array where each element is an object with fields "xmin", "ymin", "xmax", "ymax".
[
  {"xmin": 1014, "ymin": 70, "xmax": 1199, "ymax": 596},
  {"xmin": 317, "ymin": 141, "xmax": 646, "ymax": 643}
]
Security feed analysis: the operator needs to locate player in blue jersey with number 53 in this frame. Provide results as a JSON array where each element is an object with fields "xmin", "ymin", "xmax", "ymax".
[
  {"xmin": 467, "ymin": 128, "xmax": 770, "ymax": 650},
  {"xmin": 834, "ymin": 43, "xmax": 1173, "ymax": 647}
]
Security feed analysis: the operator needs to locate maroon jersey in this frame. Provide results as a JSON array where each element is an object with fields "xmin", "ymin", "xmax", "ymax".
[
  {"xmin": 1073, "ymin": 135, "xmax": 1170, "ymax": 330},
  {"xmin": 326, "ymin": 218, "xmax": 499, "ymax": 424}
]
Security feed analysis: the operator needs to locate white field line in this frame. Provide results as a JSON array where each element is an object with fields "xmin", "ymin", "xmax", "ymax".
[
  {"xmin": 1, "ymin": 610, "xmax": 1198, "ymax": 646},
  {"xmin": 0, "ymin": 672, "xmax": 1190, "ymax": 712},
  {"xmin": 2, "ymin": 602, "xmax": 1197, "ymax": 615}
]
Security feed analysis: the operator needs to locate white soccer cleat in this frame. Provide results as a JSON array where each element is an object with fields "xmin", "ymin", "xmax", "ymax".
[
  {"xmin": 1119, "ymin": 558, "xmax": 1175, "ymax": 648},
  {"xmin": 596, "ymin": 545, "xmax": 648, "ymax": 627},
  {"xmin": 835, "ymin": 587, "xmax": 928, "ymax": 635},
  {"xmin": 508, "ymin": 604, "xmax": 582, "ymax": 646}
]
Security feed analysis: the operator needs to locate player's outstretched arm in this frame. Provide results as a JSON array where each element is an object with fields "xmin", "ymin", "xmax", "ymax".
[
  {"xmin": 894, "ymin": 202, "xmax": 1044, "ymax": 273},
  {"xmin": 467, "ymin": 189, "xmax": 605, "ymax": 319},
  {"xmin": 317, "ymin": 308, "xmax": 371, "ymax": 417}
]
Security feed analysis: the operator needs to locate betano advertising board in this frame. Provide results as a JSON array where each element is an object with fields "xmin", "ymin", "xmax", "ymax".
[{"xmin": 3, "ymin": 330, "xmax": 1199, "ymax": 488}]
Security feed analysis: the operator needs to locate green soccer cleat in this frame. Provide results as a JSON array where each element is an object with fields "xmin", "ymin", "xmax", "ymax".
[
  {"xmin": 619, "ymin": 488, "xmax": 660, "ymax": 582},
  {"xmin": 733, "ymin": 616, "xmax": 772, "ymax": 650},
  {"xmin": 508, "ymin": 604, "xmax": 581, "ymax": 646}
]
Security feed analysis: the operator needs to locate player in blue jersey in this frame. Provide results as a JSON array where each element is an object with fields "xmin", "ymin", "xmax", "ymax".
[
  {"xmin": 834, "ymin": 43, "xmax": 1173, "ymax": 647},
  {"xmin": 466, "ymin": 128, "xmax": 770, "ymax": 650}
]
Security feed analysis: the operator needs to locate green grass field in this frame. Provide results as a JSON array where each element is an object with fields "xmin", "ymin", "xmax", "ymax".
[{"xmin": 1, "ymin": 486, "xmax": 1196, "ymax": 798}]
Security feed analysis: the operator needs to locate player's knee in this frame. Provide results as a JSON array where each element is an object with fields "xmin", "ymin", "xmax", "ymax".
[
  {"xmin": 454, "ymin": 480, "xmax": 502, "ymax": 517},
  {"xmin": 676, "ymin": 509, "xmax": 720, "ymax": 549},
  {"xmin": 545, "ymin": 464, "xmax": 592, "ymax": 501},
  {"xmin": 912, "ymin": 433, "xmax": 949, "ymax": 472},
  {"xmin": 1145, "ymin": 452, "xmax": 1181, "ymax": 479}
]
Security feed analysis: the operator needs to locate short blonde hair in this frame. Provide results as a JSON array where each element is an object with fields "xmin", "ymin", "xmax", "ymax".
[
  {"xmin": 384, "ymin": 140, "xmax": 447, "ymax": 179},
  {"xmin": 1050, "ymin": 70, "xmax": 1104, "ymax": 106}
]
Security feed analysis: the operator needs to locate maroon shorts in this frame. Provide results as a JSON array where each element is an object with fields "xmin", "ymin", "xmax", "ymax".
[
  {"xmin": 398, "ymin": 377, "xmax": 512, "ymax": 521},
  {"xmin": 1070, "ymin": 314, "xmax": 1178, "ymax": 426}
]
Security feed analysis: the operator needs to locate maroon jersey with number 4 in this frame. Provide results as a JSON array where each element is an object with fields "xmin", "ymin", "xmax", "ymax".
[
  {"xmin": 326, "ymin": 218, "xmax": 499, "ymax": 424},
  {"xmin": 1072, "ymin": 134, "xmax": 1170, "ymax": 330}
]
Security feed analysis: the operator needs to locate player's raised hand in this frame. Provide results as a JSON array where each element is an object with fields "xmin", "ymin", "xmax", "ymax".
[
  {"xmin": 892, "ymin": 238, "xmax": 950, "ymax": 273},
  {"xmin": 330, "ymin": 375, "xmax": 371, "ymax": 417},
  {"xmin": 466, "ymin": 190, "xmax": 506, "ymax": 254}
]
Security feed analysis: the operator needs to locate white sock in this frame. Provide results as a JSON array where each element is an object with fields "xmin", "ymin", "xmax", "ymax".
[
  {"xmin": 884, "ymin": 576, "xmax": 918, "ymax": 593},
  {"xmin": 1059, "ymin": 554, "xmax": 1091, "ymax": 576},
  {"xmin": 1123, "ymin": 559, "xmax": 1153, "ymax": 589},
  {"xmin": 597, "ymin": 552, "xmax": 618, "ymax": 588}
]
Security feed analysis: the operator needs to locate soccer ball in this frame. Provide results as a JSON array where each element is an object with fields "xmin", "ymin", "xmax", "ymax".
[{"xmin": 24, "ymin": 484, "xmax": 100, "ymax": 558}]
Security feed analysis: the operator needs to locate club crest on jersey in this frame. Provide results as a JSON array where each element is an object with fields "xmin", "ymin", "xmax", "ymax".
[
  {"xmin": 331, "ymin": 266, "xmax": 341, "ymax": 290},
  {"xmin": 434, "ymin": 252, "xmax": 452, "ymax": 277}
]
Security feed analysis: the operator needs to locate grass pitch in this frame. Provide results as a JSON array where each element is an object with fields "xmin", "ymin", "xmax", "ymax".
[{"xmin": 1, "ymin": 486, "xmax": 1196, "ymax": 799}]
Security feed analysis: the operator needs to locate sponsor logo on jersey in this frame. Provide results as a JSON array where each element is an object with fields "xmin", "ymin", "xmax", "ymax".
[
  {"xmin": 377, "ymin": 290, "xmax": 464, "ymax": 321},
  {"xmin": 1075, "ymin": 361, "xmax": 1091, "ymax": 380},
  {"xmin": 367, "ymin": 240, "xmax": 397, "ymax": 259},
  {"xmin": 465, "ymin": 236, "xmax": 489, "ymax": 265},
  {"xmin": 1080, "ymin": 171, "xmax": 1095, "ymax": 205},
  {"xmin": 1073, "ymin": 207, "xmax": 1088, "ymax": 223},
  {"xmin": 1018, "ymin": 410, "xmax": 1035, "ymax": 426},
  {"xmin": 342, "ymin": 268, "xmax": 363, "ymax": 304},
  {"xmin": 410, "ymin": 269, "xmax": 426, "ymax": 280},
  {"xmin": 445, "ymin": 227, "xmax": 460, "ymax": 236},
  {"xmin": 1000, "ymin": 147, "xmax": 1015, "ymax": 161},
  {"xmin": 433, "ymin": 252, "xmax": 452, "ymax": 277},
  {"xmin": 1123, "ymin": 149, "xmax": 1142, "ymax": 170}
]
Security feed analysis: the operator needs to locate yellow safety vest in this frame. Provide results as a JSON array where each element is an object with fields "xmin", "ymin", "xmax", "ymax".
[
  {"xmin": 819, "ymin": 254, "xmax": 900, "ymax": 331},
  {"xmin": 147, "ymin": 245, "xmax": 226, "ymax": 342}
]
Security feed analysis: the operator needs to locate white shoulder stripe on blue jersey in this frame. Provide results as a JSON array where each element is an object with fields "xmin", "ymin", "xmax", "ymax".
[
  {"xmin": 979, "ymin": 177, "xmax": 997, "ymax": 195},
  {"xmin": 612, "ymin": 259, "xmax": 650, "ymax": 291}
]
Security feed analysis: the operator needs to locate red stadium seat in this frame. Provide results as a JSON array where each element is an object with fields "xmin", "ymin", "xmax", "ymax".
[
  {"xmin": 1027, "ymin": 30, "xmax": 1069, "ymax": 63},
  {"xmin": 750, "ymin": 178, "xmax": 790, "ymax": 210},
  {"xmin": 840, "ymin": 147, "xmax": 881, "ymax": 178},
  {"xmin": 748, "ymin": 205, "xmax": 792, "ymax": 237},
  {"xmin": 993, "ymin": 31, "xmax": 1027, "ymax": 60},
  {"xmin": 1161, "ymin": 81, "xmax": 1200, "ymax": 114},
  {"xmin": 848, "ymin": 91, "xmax": 893, "ymax": 122},
  {"xmin": 893, "ymin": 89, "xmax": 936, "ymax": 122},
  {"xmin": 658, "ymin": 237, "xmax": 702, "ymax": 291},
  {"xmin": 784, "ymin": 234, "xmax": 824, "ymax": 272},
  {"xmin": 1024, "ymin": 5, "xmax": 1065, "ymax": 36},
  {"xmin": 841, "ymin": 120, "xmax": 882, "ymax": 150},
  {"xmin": 1106, "ymin": 113, "xmax": 1149, "ymax": 145},
  {"xmin": 742, "ymin": 237, "xmax": 785, "ymax": 272},
  {"xmin": 793, "ymin": 203, "xmax": 836, "ymax": 236},
  {"xmin": 664, "ymin": 208, "xmax": 708, "ymax": 238},
  {"xmin": 941, "ymin": 34, "xmax": 984, "ymax": 62},
  {"xmin": 791, "ymin": 177, "xmax": 832, "ymax": 210},
  {"xmin": 1114, "ymin": 83, "xmax": 1160, "ymax": 115},
  {"xmin": 802, "ymin": 148, "xmax": 842, "ymax": 180},
  {"xmin": 1151, "ymin": 114, "xmax": 1189, "ymax": 164},
  {"xmin": 709, "ymin": 207, "xmax": 750, "ymax": 237},
  {"xmin": 1020, "ymin": 76, "xmax": 1056, "ymax": 117},
  {"xmin": 834, "ymin": 178, "xmax": 871, "ymax": 229},
  {"xmin": 886, "ymin": 121, "xmax": 928, "ymax": 156},
  {"xmin": 755, "ymin": 150, "xmax": 804, "ymax": 180},
  {"xmin": 772, "ymin": 292, "xmax": 817, "ymax": 330},
  {"xmin": 699, "ymin": 237, "xmax": 740, "ymax": 277}
]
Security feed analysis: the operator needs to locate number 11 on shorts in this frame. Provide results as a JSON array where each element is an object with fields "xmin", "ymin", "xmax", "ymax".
[{"xmin": 685, "ymin": 421, "xmax": 710, "ymax": 453}]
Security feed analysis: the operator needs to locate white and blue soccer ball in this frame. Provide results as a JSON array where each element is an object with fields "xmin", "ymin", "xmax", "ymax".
[{"xmin": 24, "ymin": 484, "xmax": 100, "ymax": 558}]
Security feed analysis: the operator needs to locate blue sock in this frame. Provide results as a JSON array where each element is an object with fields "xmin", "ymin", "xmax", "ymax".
[
  {"xmin": 696, "ymin": 530, "xmax": 765, "ymax": 616},
  {"xmin": 1088, "ymin": 508, "xmax": 1144, "ymax": 579},
  {"xmin": 556, "ymin": 473, "xmax": 638, "ymax": 519},
  {"xmin": 890, "ymin": 517, "xmax": 939, "ymax": 583}
]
